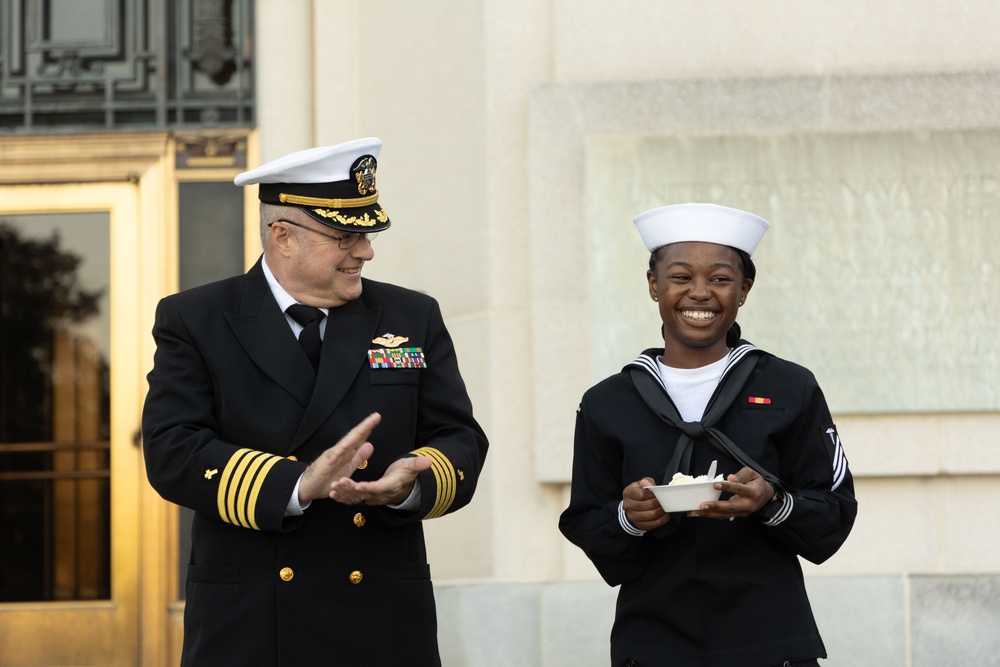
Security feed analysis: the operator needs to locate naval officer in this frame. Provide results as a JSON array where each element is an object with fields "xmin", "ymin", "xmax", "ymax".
[{"xmin": 142, "ymin": 137, "xmax": 488, "ymax": 666}]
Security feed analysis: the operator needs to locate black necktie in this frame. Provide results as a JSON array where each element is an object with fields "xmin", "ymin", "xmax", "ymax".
[{"xmin": 286, "ymin": 304, "xmax": 325, "ymax": 370}]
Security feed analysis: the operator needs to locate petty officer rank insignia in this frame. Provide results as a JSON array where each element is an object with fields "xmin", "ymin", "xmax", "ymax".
[{"xmin": 368, "ymin": 347, "xmax": 427, "ymax": 369}]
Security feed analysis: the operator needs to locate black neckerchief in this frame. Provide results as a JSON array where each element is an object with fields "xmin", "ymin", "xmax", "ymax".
[{"xmin": 627, "ymin": 344, "xmax": 783, "ymax": 533}]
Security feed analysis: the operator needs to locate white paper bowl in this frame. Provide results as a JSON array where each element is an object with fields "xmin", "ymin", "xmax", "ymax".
[{"xmin": 647, "ymin": 481, "xmax": 722, "ymax": 513}]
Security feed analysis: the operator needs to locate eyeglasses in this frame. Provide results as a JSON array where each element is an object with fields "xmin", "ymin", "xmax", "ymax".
[{"xmin": 271, "ymin": 218, "xmax": 378, "ymax": 249}]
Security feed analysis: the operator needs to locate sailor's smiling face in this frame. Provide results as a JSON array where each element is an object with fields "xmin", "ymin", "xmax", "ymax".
[{"xmin": 647, "ymin": 241, "xmax": 752, "ymax": 369}]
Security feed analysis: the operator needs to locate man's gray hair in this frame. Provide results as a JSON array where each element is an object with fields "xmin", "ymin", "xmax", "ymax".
[{"xmin": 259, "ymin": 202, "xmax": 288, "ymax": 250}]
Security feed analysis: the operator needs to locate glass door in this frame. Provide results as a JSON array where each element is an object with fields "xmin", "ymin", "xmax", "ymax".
[{"xmin": 0, "ymin": 184, "xmax": 142, "ymax": 666}]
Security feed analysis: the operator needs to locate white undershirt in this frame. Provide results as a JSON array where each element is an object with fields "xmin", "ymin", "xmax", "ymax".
[{"xmin": 656, "ymin": 354, "xmax": 729, "ymax": 422}]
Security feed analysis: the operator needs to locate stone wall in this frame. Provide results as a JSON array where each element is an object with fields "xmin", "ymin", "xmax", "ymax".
[
  {"xmin": 250, "ymin": 3, "xmax": 1000, "ymax": 665},
  {"xmin": 435, "ymin": 575, "xmax": 1000, "ymax": 666}
]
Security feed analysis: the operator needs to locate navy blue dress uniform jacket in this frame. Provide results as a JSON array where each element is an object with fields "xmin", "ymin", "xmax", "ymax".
[
  {"xmin": 142, "ymin": 259, "xmax": 488, "ymax": 667},
  {"xmin": 559, "ymin": 347, "xmax": 856, "ymax": 667}
]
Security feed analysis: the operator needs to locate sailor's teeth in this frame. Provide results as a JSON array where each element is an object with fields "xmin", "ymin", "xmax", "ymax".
[{"xmin": 681, "ymin": 310, "xmax": 715, "ymax": 320}]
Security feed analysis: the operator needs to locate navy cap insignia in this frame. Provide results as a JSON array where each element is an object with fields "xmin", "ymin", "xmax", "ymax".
[
  {"xmin": 372, "ymin": 333, "xmax": 409, "ymax": 348},
  {"xmin": 352, "ymin": 155, "xmax": 377, "ymax": 195}
]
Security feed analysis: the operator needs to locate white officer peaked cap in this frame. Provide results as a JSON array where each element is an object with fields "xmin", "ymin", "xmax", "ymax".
[
  {"xmin": 633, "ymin": 203, "xmax": 769, "ymax": 256},
  {"xmin": 234, "ymin": 138, "xmax": 382, "ymax": 186},
  {"xmin": 234, "ymin": 137, "xmax": 390, "ymax": 233}
]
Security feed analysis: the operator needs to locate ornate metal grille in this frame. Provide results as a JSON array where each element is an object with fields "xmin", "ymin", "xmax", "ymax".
[{"xmin": 0, "ymin": 0, "xmax": 254, "ymax": 133}]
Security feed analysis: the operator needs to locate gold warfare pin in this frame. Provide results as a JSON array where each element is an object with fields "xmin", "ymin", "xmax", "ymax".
[{"xmin": 372, "ymin": 333, "xmax": 409, "ymax": 348}]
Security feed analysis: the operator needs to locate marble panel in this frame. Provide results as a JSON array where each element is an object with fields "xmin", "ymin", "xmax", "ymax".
[
  {"xmin": 540, "ymin": 581, "xmax": 618, "ymax": 667},
  {"xmin": 832, "ymin": 413, "xmax": 1000, "ymax": 477},
  {"xmin": 549, "ymin": 1, "xmax": 1000, "ymax": 83},
  {"xmin": 804, "ymin": 575, "xmax": 905, "ymax": 667},
  {"xmin": 530, "ymin": 72, "xmax": 1000, "ymax": 482},
  {"xmin": 939, "ymin": 477, "xmax": 1000, "ymax": 571},
  {"xmin": 910, "ymin": 575, "xmax": 1000, "ymax": 666},
  {"xmin": 436, "ymin": 583, "xmax": 541, "ymax": 667},
  {"xmin": 435, "ymin": 576, "xmax": 920, "ymax": 666},
  {"xmin": 939, "ymin": 413, "xmax": 1000, "ymax": 475},
  {"xmin": 585, "ymin": 131, "xmax": 1000, "ymax": 414},
  {"xmin": 835, "ymin": 414, "xmax": 944, "ymax": 477},
  {"xmin": 799, "ymin": 477, "xmax": 940, "ymax": 574}
]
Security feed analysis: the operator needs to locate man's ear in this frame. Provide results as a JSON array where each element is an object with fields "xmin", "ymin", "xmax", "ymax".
[{"xmin": 270, "ymin": 221, "xmax": 294, "ymax": 257}]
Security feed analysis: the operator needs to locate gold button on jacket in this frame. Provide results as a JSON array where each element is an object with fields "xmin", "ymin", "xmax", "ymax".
[
  {"xmin": 353, "ymin": 512, "xmax": 366, "ymax": 528},
  {"xmin": 279, "ymin": 567, "xmax": 294, "ymax": 582},
  {"xmin": 348, "ymin": 570, "xmax": 363, "ymax": 585},
  {"xmin": 357, "ymin": 459, "xmax": 368, "ymax": 470}
]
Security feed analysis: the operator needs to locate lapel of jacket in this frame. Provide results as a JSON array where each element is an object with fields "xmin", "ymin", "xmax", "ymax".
[
  {"xmin": 224, "ymin": 260, "xmax": 315, "ymax": 408},
  {"xmin": 289, "ymin": 291, "xmax": 383, "ymax": 452}
]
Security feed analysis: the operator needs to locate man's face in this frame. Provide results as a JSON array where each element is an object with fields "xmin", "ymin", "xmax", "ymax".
[{"xmin": 271, "ymin": 214, "xmax": 376, "ymax": 307}]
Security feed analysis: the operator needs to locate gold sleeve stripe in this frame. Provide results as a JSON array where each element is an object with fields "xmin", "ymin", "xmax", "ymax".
[
  {"xmin": 216, "ymin": 448, "xmax": 283, "ymax": 530},
  {"xmin": 246, "ymin": 455, "xmax": 281, "ymax": 530},
  {"xmin": 410, "ymin": 447, "xmax": 442, "ymax": 514},
  {"xmin": 413, "ymin": 447, "xmax": 449, "ymax": 519},
  {"xmin": 217, "ymin": 448, "xmax": 253, "ymax": 525},
  {"xmin": 412, "ymin": 447, "xmax": 456, "ymax": 519},
  {"xmin": 225, "ymin": 450, "xmax": 261, "ymax": 526},
  {"xmin": 237, "ymin": 452, "xmax": 275, "ymax": 529}
]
